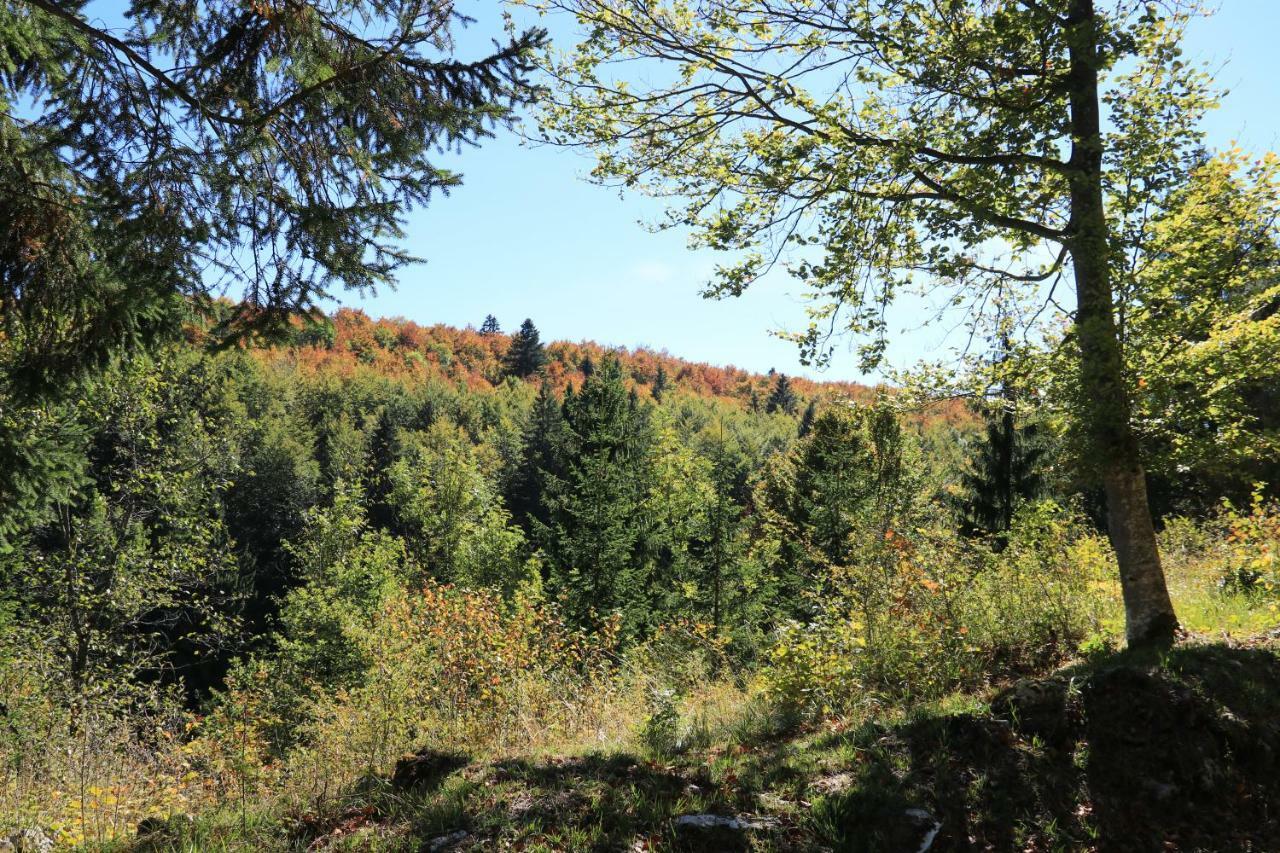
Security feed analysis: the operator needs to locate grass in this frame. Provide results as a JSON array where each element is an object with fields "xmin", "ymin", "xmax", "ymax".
[{"xmin": 92, "ymin": 630, "xmax": 1280, "ymax": 852}]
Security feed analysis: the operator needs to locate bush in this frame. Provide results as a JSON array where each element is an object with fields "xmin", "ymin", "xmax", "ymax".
[
  {"xmin": 760, "ymin": 501, "xmax": 1115, "ymax": 716},
  {"xmin": 260, "ymin": 582, "xmax": 621, "ymax": 804}
]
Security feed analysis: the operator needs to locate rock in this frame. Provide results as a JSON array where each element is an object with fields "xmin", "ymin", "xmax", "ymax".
[
  {"xmin": 390, "ymin": 749, "xmax": 468, "ymax": 791},
  {"xmin": 811, "ymin": 771, "xmax": 854, "ymax": 795},
  {"xmin": 426, "ymin": 829, "xmax": 470, "ymax": 851},
  {"xmin": 903, "ymin": 808, "xmax": 942, "ymax": 853},
  {"xmin": 991, "ymin": 676, "xmax": 1075, "ymax": 747},
  {"xmin": 673, "ymin": 812, "xmax": 776, "ymax": 850},
  {"xmin": 3, "ymin": 829, "xmax": 54, "ymax": 853},
  {"xmin": 675, "ymin": 814, "xmax": 751, "ymax": 831}
]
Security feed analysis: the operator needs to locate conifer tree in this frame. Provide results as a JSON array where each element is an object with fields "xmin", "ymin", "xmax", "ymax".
[
  {"xmin": 797, "ymin": 401, "xmax": 818, "ymax": 438},
  {"xmin": 752, "ymin": 406, "xmax": 917, "ymax": 616},
  {"xmin": 536, "ymin": 356, "xmax": 654, "ymax": 634},
  {"xmin": 503, "ymin": 319, "xmax": 548, "ymax": 378},
  {"xmin": 766, "ymin": 374, "xmax": 799, "ymax": 415},
  {"xmin": 957, "ymin": 405, "xmax": 1045, "ymax": 550},
  {"xmin": 651, "ymin": 363, "xmax": 670, "ymax": 402},
  {"xmin": 957, "ymin": 334, "xmax": 1045, "ymax": 548},
  {"xmin": 697, "ymin": 425, "xmax": 749, "ymax": 632},
  {"xmin": 480, "ymin": 315, "xmax": 502, "ymax": 336},
  {"xmin": 507, "ymin": 381, "xmax": 569, "ymax": 533},
  {"xmin": 0, "ymin": 0, "xmax": 546, "ymax": 382}
]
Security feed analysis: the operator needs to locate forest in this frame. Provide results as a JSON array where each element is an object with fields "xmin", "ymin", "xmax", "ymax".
[{"xmin": 2, "ymin": 0, "xmax": 1280, "ymax": 850}]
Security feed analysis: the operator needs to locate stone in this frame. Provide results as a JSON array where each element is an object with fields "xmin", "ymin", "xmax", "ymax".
[
  {"xmin": 3, "ymin": 829, "xmax": 54, "ymax": 853},
  {"xmin": 426, "ymin": 829, "xmax": 471, "ymax": 851},
  {"xmin": 903, "ymin": 808, "xmax": 942, "ymax": 853}
]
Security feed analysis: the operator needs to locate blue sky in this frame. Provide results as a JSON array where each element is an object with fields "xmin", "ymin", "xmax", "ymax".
[{"xmin": 348, "ymin": 1, "xmax": 1280, "ymax": 382}]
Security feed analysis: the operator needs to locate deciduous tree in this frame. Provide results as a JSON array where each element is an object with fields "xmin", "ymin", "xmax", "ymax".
[{"xmin": 539, "ymin": 0, "xmax": 1218, "ymax": 645}]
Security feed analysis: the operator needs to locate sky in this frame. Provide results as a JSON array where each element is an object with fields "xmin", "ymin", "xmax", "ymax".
[{"xmin": 345, "ymin": 1, "xmax": 1280, "ymax": 383}]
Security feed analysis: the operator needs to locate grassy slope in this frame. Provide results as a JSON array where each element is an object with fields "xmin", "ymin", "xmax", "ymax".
[{"xmin": 120, "ymin": 634, "xmax": 1280, "ymax": 853}]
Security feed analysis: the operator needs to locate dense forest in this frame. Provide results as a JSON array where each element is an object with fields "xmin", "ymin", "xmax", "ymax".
[{"xmin": 2, "ymin": 0, "xmax": 1280, "ymax": 849}]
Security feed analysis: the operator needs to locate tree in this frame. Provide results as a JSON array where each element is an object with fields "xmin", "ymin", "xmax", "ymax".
[
  {"xmin": 536, "ymin": 356, "xmax": 654, "ymax": 634},
  {"xmin": 504, "ymin": 319, "xmax": 548, "ymax": 378},
  {"xmin": 797, "ymin": 401, "xmax": 818, "ymax": 439},
  {"xmin": 957, "ymin": 407, "xmax": 1046, "ymax": 550},
  {"xmin": 751, "ymin": 405, "xmax": 918, "ymax": 621},
  {"xmin": 9, "ymin": 351, "xmax": 244, "ymax": 695},
  {"xmin": 508, "ymin": 381, "xmax": 569, "ymax": 532},
  {"xmin": 389, "ymin": 420, "xmax": 532, "ymax": 595},
  {"xmin": 1112, "ymin": 151, "xmax": 1280, "ymax": 509},
  {"xmin": 957, "ymin": 334, "xmax": 1046, "ymax": 548},
  {"xmin": 480, "ymin": 315, "xmax": 502, "ymax": 336},
  {"xmin": 691, "ymin": 422, "xmax": 752, "ymax": 634},
  {"xmin": 539, "ymin": 0, "xmax": 1219, "ymax": 646},
  {"xmin": 0, "ymin": 0, "xmax": 545, "ymax": 547},
  {"xmin": 0, "ymin": 0, "xmax": 545, "ymax": 382},
  {"xmin": 765, "ymin": 374, "xmax": 799, "ymax": 415},
  {"xmin": 651, "ymin": 363, "xmax": 670, "ymax": 402}
]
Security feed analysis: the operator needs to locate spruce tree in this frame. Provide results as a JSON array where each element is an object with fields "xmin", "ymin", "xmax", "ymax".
[
  {"xmin": 957, "ymin": 335, "xmax": 1046, "ymax": 549},
  {"xmin": 698, "ymin": 426, "xmax": 748, "ymax": 632},
  {"xmin": 536, "ymin": 356, "xmax": 654, "ymax": 634},
  {"xmin": 651, "ymin": 363, "xmax": 670, "ymax": 403},
  {"xmin": 480, "ymin": 315, "xmax": 501, "ymax": 335},
  {"xmin": 503, "ymin": 319, "xmax": 548, "ymax": 379},
  {"xmin": 957, "ymin": 406, "xmax": 1046, "ymax": 550},
  {"xmin": 1, "ymin": 0, "xmax": 546, "ymax": 382},
  {"xmin": 766, "ymin": 374, "xmax": 799, "ymax": 415},
  {"xmin": 797, "ymin": 400, "xmax": 818, "ymax": 438},
  {"xmin": 507, "ymin": 381, "xmax": 568, "ymax": 533}
]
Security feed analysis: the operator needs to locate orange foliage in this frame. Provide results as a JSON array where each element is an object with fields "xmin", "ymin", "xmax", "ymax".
[{"xmin": 251, "ymin": 308, "xmax": 971, "ymax": 428}]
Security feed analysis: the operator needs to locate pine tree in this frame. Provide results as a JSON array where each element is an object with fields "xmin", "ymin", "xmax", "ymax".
[
  {"xmin": 503, "ymin": 319, "xmax": 548, "ymax": 379},
  {"xmin": 766, "ymin": 374, "xmax": 798, "ymax": 415},
  {"xmin": 797, "ymin": 400, "xmax": 817, "ymax": 438},
  {"xmin": 956, "ymin": 405, "xmax": 1045, "ymax": 550},
  {"xmin": 536, "ymin": 356, "xmax": 654, "ymax": 634},
  {"xmin": 480, "ymin": 315, "xmax": 501, "ymax": 335},
  {"xmin": 651, "ymin": 363, "xmax": 670, "ymax": 402},
  {"xmin": 507, "ymin": 381, "xmax": 568, "ymax": 533}
]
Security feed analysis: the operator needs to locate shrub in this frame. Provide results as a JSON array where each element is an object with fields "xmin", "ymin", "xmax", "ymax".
[
  {"xmin": 760, "ymin": 501, "xmax": 1115, "ymax": 716},
  {"xmin": 275, "ymin": 582, "xmax": 620, "ymax": 803}
]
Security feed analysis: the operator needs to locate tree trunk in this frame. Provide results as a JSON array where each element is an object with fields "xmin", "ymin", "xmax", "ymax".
[{"xmin": 1066, "ymin": 0, "xmax": 1178, "ymax": 648}]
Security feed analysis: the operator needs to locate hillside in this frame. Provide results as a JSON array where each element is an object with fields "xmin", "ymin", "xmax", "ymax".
[{"xmin": 244, "ymin": 308, "xmax": 972, "ymax": 430}]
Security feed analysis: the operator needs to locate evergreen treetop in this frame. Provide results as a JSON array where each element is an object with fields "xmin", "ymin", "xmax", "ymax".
[
  {"xmin": 503, "ymin": 319, "xmax": 548, "ymax": 378},
  {"xmin": 766, "ymin": 374, "xmax": 799, "ymax": 416}
]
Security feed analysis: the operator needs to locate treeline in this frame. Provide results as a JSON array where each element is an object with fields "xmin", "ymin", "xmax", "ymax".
[{"xmin": 263, "ymin": 307, "xmax": 975, "ymax": 423}]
